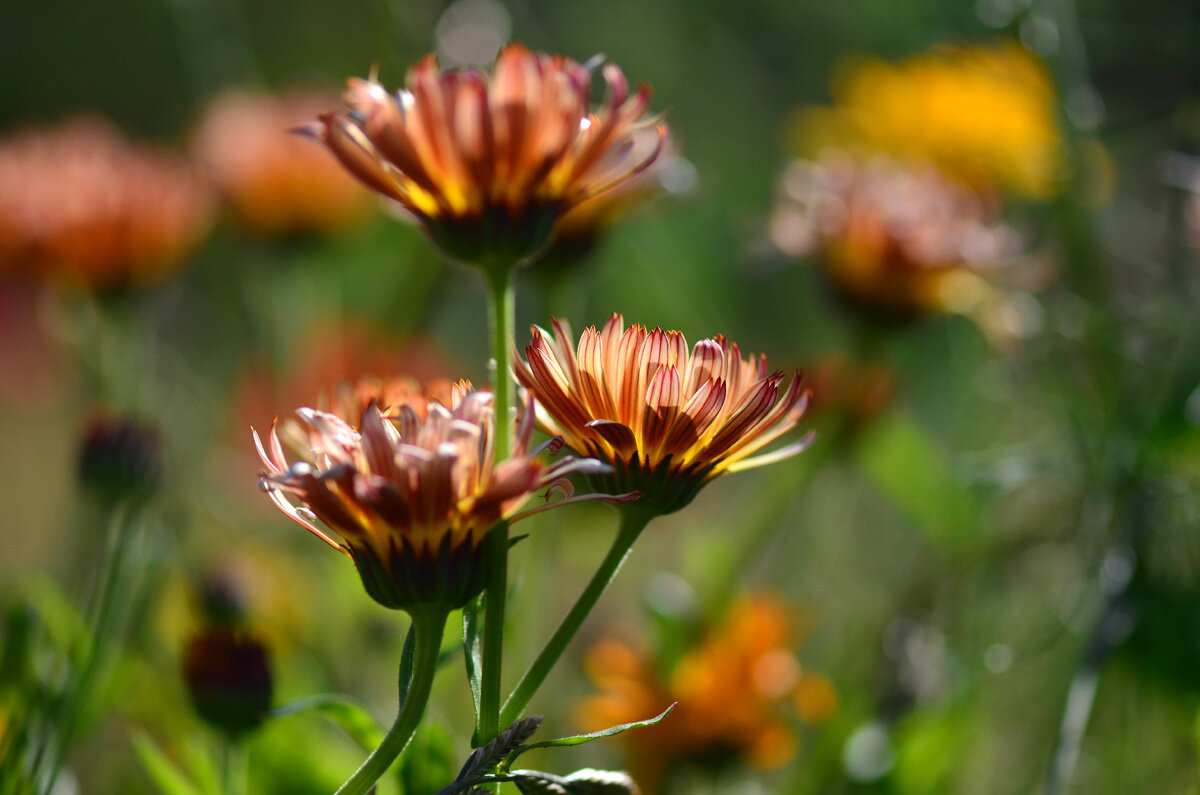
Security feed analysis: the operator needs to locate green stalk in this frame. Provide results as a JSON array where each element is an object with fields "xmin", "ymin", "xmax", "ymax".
[
  {"xmin": 499, "ymin": 505, "xmax": 655, "ymax": 729},
  {"xmin": 334, "ymin": 607, "xmax": 448, "ymax": 795},
  {"xmin": 222, "ymin": 738, "xmax": 247, "ymax": 795},
  {"xmin": 477, "ymin": 266, "xmax": 516, "ymax": 746}
]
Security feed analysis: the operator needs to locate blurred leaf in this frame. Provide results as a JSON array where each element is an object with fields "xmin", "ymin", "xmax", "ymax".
[
  {"xmin": 269, "ymin": 695, "xmax": 384, "ymax": 752},
  {"xmin": 131, "ymin": 730, "xmax": 203, "ymax": 795},
  {"xmin": 397, "ymin": 721, "xmax": 457, "ymax": 795},
  {"xmin": 182, "ymin": 736, "xmax": 222, "ymax": 795},
  {"xmin": 854, "ymin": 413, "xmax": 983, "ymax": 555},
  {"xmin": 18, "ymin": 575, "xmax": 88, "ymax": 659},
  {"xmin": 0, "ymin": 601, "xmax": 35, "ymax": 691}
]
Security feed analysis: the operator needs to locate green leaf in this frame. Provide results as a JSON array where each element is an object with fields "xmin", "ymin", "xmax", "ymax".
[
  {"xmin": 398, "ymin": 624, "xmax": 417, "ymax": 706},
  {"xmin": 0, "ymin": 601, "xmax": 35, "ymax": 690},
  {"xmin": 462, "ymin": 598, "xmax": 484, "ymax": 736},
  {"xmin": 854, "ymin": 413, "xmax": 983, "ymax": 555},
  {"xmin": 182, "ymin": 736, "xmax": 222, "ymax": 795},
  {"xmin": 505, "ymin": 705, "xmax": 674, "ymax": 765},
  {"xmin": 131, "ymin": 729, "xmax": 204, "ymax": 795},
  {"xmin": 397, "ymin": 721, "xmax": 458, "ymax": 795},
  {"xmin": 269, "ymin": 694, "xmax": 385, "ymax": 752}
]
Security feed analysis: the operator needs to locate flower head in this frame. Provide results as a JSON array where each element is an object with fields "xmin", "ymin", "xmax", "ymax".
[
  {"xmin": 305, "ymin": 43, "xmax": 666, "ymax": 266},
  {"xmin": 193, "ymin": 90, "xmax": 374, "ymax": 237},
  {"xmin": 0, "ymin": 118, "xmax": 213, "ymax": 289},
  {"xmin": 515, "ymin": 314, "xmax": 811, "ymax": 515},
  {"xmin": 576, "ymin": 593, "xmax": 836, "ymax": 792},
  {"xmin": 256, "ymin": 380, "xmax": 614, "ymax": 610},
  {"xmin": 770, "ymin": 152, "xmax": 1020, "ymax": 319}
]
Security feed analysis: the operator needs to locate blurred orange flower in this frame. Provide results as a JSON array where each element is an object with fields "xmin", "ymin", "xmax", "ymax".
[
  {"xmin": 770, "ymin": 152, "xmax": 1020, "ymax": 319},
  {"xmin": 255, "ymin": 381, "xmax": 621, "ymax": 610},
  {"xmin": 193, "ymin": 90, "xmax": 374, "ymax": 237},
  {"xmin": 305, "ymin": 43, "xmax": 666, "ymax": 265},
  {"xmin": 792, "ymin": 41, "xmax": 1060, "ymax": 198},
  {"xmin": 0, "ymin": 118, "xmax": 212, "ymax": 289},
  {"xmin": 576, "ymin": 593, "xmax": 836, "ymax": 792},
  {"xmin": 515, "ymin": 314, "xmax": 811, "ymax": 515},
  {"xmin": 805, "ymin": 353, "xmax": 895, "ymax": 424}
]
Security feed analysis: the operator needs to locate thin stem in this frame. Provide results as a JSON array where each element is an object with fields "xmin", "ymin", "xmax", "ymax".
[
  {"xmin": 499, "ymin": 506, "xmax": 655, "ymax": 729},
  {"xmin": 222, "ymin": 738, "xmax": 247, "ymax": 795},
  {"xmin": 477, "ymin": 267, "xmax": 515, "ymax": 746},
  {"xmin": 334, "ymin": 607, "xmax": 448, "ymax": 795}
]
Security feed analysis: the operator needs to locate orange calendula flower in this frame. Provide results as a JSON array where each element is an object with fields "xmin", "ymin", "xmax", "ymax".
[
  {"xmin": 576, "ymin": 594, "xmax": 836, "ymax": 793},
  {"xmin": 514, "ymin": 314, "xmax": 812, "ymax": 515},
  {"xmin": 193, "ymin": 90, "xmax": 374, "ymax": 237},
  {"xmin": 0, "ymin": 118, "xmax": 213, "ymax": 289},
  {"xmin": 256, "ymin": 381, "xmax": 623, "ymax": 610},
  {"xmin": 304, "ymin": 43, "xmax": 666, "ymax": 266},
  {"xmin": 770, "ymin": 152, "xmax": 1020, "ymax": 319}
]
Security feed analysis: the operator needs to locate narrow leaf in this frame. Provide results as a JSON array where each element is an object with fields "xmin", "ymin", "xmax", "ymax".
[
  {"xmin": 130, "ymin": 730, "xmax": 204, "ymax": 795},
  {"xmin": 398, "ymin": 623, "xmax": 417, "ymax": 706},
  {"xmin": 462, "ymin": 597, "xmax": 484, "ymax": 733},
  {"xmin": 269, "ymin": 694, "xmax": 385, "ymax": 751},
  {"xmin": 506, "ymin": 704, "xmax": 674, "ymax": 763}
]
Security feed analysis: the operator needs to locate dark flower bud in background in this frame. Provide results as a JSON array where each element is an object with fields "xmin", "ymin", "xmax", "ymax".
[
  {"xmin": 77, "ymin": 413, "xmax": 163, "ymax": 505},
  {"xmin": 184, "ymin": 628, "xmax": 273, "ymax": 737},
  {"xmin": 197, "ymin": 568, "xmax": 248, "ymax": 628}
]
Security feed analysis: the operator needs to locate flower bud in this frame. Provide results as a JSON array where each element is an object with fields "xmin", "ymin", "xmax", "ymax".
[
  {"xmin": 184, "ymin": 628, "xmax": 273, "ymax": 737},
  {"xmin": 77, "ymin": 413, "xmax": 163, "ymax": 505}
]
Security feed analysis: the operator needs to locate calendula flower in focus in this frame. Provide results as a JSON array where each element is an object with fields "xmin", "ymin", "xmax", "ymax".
[
  {"xmin": 576, "ymin": 594, "xmax": 836, "ymax": 793},
  {"xmin": 770, "ymin": 152, "xmax": 1022, "ymax": 319},
  {"xmin": 515, "ymin": 314, "xmax": 811, "ymax": 516},
  {"xmin": 0, "ymin": 118, "xmax": 213, "ymax": 289},
  {"xmin": 193, "ymin": 90, "xmax": 374, "ymax": 237},
  {"xmin": 256, "ymin": 381, "xmax": 623, "ymax": 611},
  {"xmin": 793, "ymin": 41, "xmax": 1060, "ymax": 198},
  {"xmin": 304, "ymin": 43, "xmax": 666, "ymax": 267}
]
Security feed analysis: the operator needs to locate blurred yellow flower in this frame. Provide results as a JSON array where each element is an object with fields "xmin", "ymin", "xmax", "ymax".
[
  {"xmin": 193, "ymin": 90, "xmax": 375, "ymax": 237},
  {"xmin": 305, "ymin": 43, "xmax": 666, "ymax": 265},
  {"xmin": 576, "ymin": 593, "xmax": 836, "ymax": 793},
  {"xmin": 515, "ymin": 314, "xmax": 812, "ymax": 515},
  {"xmin": 0, "ymin": 118, "xmax": 213, "ymax": 289},
  {"xmin": 793, "ymin": 41, "xmax": 1061, "ymax": 198}
]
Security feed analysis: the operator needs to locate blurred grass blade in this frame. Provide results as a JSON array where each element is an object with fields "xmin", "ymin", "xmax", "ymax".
[
  {"xmin": 130, "ymin": 729, "xmax": 204, "ymax": 795},
  {"xmin": 269, "ymin": 694, "xmax": 385, "ymax": 752}
]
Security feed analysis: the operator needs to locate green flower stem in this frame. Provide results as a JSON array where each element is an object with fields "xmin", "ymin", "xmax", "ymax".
[
  {"xmin": 499, "ymin": 505, "xmax": 655, "ymax": 729},
  {"xmin": 335, "ymin": 606, "xmax": 448, "ymax": 795},
  {"xmin": 478, "ymin": 266, "xmax": 516, "ymax": 746},
  {"xmin": 222, "ymin": 738, "xmax": 247, "ymax": 795}
]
